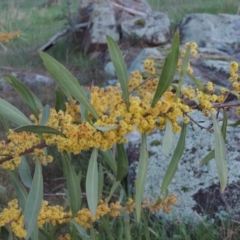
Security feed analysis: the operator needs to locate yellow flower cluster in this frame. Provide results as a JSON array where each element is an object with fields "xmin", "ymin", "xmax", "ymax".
[
  {"xmin": 229, "ymin": 61, "xmax": 240, "ymax": 95},
  {"xmin": 0, "ymin": 31, "xmax": 20, "ymax": 43},
  {"xmin": 181, "ymin": 86, "xmax": 223, "ymax": 116},
  {"xmin": 228, "ymin": 61, "xmax": 240, "ymax": 115},
  {"xmin": 58, "ymin": 233, "xmax": 71, "ymax": 240},
  {"xmin": 143, "ymin": 59, "xmax": 155, "ymax": 74},
  {"xmin": 128, "ymin": 70, "xmax": 144, "ymax": 92},
  {"xmin": 0, "ymin": 130, "xmax": 44, "ymax": 169},
  {"xmin": 142, "ymin": 194, "xmax": 178, "ymax": 213},
  {"xmin": 178, "ymin": 42, "xmax": 198, "ymax": 74},
  {"xmin": 1, "ymin": 49, "xmax": 234, "ymax": 171},
  {"xmin": 0, "ymin": 199, "xmax": 26, "ymax": 238},
  {"xmin": 37, "ymin": 201, "xmax": 71, "ymax": 227},
  {"xmin": 1, "ymin": 68, "xmax": 198, "ymax": 169},
  {"xmin": 0, "ymin": 195, "xmax": 177, "ymax": 238},
  {"xmin": 33, "ymin": 149, "xmax": 53, "ymax": 165}
]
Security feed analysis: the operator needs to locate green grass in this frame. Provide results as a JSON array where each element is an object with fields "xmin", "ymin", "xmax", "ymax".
[
  {"xmin": 0, "ymin": 0, "xmax": 81, "ymax": 69},
  {"xmin": 1, "ymin": 0, "xmax": 239, "ymax": 72}
]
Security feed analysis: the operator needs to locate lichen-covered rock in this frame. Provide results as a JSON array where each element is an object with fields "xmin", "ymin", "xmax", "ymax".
[
  {"xmin": 121, "ymin": 12, "xmax": 170, "ymax": 45},
  {"xmin": 179, "ymin": 14, "xmax": 240, "ymax": 60},
  {"xmin": 128, "ymin": 111, "xmax": 240, "ymax": 222},
  {"xmin": 75, "ymin": 0, "xmax": 119, "ymax": 53}
]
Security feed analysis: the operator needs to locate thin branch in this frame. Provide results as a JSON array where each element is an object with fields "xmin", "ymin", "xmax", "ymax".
[
  {"xmin": 112, "ymin": 2, "xmax": 147, "ymax": 17},
  {"xmin": 185, "ymin": 113, "xmax": 213, "ymax": 132},
  {"xmin": 38, "ymin": 22, "xmax": 88, "ymax": 52},
  {"xmin": 213, "ymin": 102, "xmax": 240, "ymax": 109},
  {"xmin": 0, "ymin": 142, "xmax": 47, "ymax": 164}
]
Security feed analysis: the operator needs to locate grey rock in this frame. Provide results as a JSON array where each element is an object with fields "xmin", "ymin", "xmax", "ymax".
[
  {"xmin": 121, "ymin": 11, "xmax": 170, "ymax": 45},
  {"xmin": 127, "ymin": 111, "xmax": 240, "ymax": 222},
  {"xmin": 0, "ymin": 72, "xmax": 53, "ymax": 92},
  {"xmin": 179, "ymin": 14, "xmax": 240, "ymax": 57},
  {"xmin": 107, "ymin": 79, "xmax": 118, "ymax": 86},
  {"xmin": 104, "ymin": 62, "xmax": 116, "ymax": 77},
  {"xmin": 75, "ymin": 0, "xmax": 119, "ymax": 53},
  {"xmin": 200, "ymin": 60, "xmax": 230, "ymax": 77},
  {"xmin": 90, "ymin": 1, "xmax": 119, "ymax": 44},
  {"xmin": 128, "ymin": 47, "xmax": 163, "ymax": 73}
]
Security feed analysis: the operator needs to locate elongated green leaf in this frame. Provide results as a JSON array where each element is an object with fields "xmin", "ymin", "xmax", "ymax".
[
  {"xmin": 102, "ymin": 218, "xmax": 115, "ymax": 240},
  {"xmin": 161, "ymin": 123, "xmax": 187, "ymax": 194},
  {"xmin": 40, "ymin": 104, "xmax": 50, "ymax": 125},
  {"xmin": 175, "ymin": 47, "xmax": 191, "ymax": 100},
  {"xmin": 90, "ymin": 225, "xmax": 97, "ymax": 240},
  {"xmin": 135, "ymin": 133, "xmax": 148, "ymax": 222},
  {"xmin": 18, "ymin": 156, "xmax": 32, "ymax": 188},
  {"xmin": 98, "ymin": 164, "xmax": 104, "ymax": 201},
  {"xmin": 124, "ymin": 219, "xmax": 131, "ymax": 240},
  {"xmin": 199, "ymin": 110, "xmax": 227, "ymax": 166},
  {"xmin": 86, "ymin": 148, "xmax": 98, "ymax": 216},
  {"xmin": 95, "ymin": 125, "xmax": 119, "ymax": 132},
  {"xmin": 143, "ymin": 213, "xmax": 150, "ymax": 240},
  {"xmin": 55, "ymin": 89, "xmax": 66, "ymax": 113},
  {"xmin": 0, "ymin": 226, "xmax": 9, "ymax": 240},
  {"xmin": 71, "ymin": 221, "xmax": 90, "ymax": 239},
  {"xmin": 116, "ymin": 143, "xmax": 128, "ymax": 181},
  {"xmin": 24, "ymin": 159, "xmax": 43, "ymax": 240},
  {"xmin": 199, "ymin": 150, "xmax": 214, "ymax": 166},
  {"xmin": 0, "ymin": 98, "xmax": 32, "ymax": 126},
  {"xmin": 0, "ymin": 115, "xmax": 9, "ymax": 132},
  {"xmin": 151, "ymin": 32, "xmax": 179, "ymax": 107},
  {"xmin": 32, "ymin": 93, "xmax": 43, "ymax": 110},
  {"xmin": 8, "ymin": 170, "xmax": 28, "ymax": 211},
  {"xmin": 162, "ymin": 119, "xmax": 174, "ymax": 156},
  {"xmin": 106, "ymin": 35, "xmax": 129, "ymax": 108},
  {"xmin": 31, "ymin": 227, "xmax": 39, "ymax": 240},
  {"xmin": 39, "ymin": 51, "xmax": 99, "ymax": 119},
  {"xmin": 15, "ymin": 125, "xmax": 65, "ymax": 137},
  {"xmin": 0, "ymin": 185, "xmax": 6, "ymax": 193},
  {"xmin": 99, "ymin": 149, "xmax": 117, "ymax": 174},
  {"xmin": 4, "ymin": 76, "xmax": 43, "ymax": 110},
  {"xmin": 187, "ymin": 72, "xmax": 205, "ymax": 92},
  {"xmin": 228, "ymin": 120, "xmax": 240, "ymax": 127},
  {"xmin": 211, "ymin": 113, "xmax": 227, "ymax": 192},
  {"xmin": 221, "ymin": 110, "xmax": 228, "ymax": 140},
  {"xmin": 62, "ymin": 152, "xmax": 81, "ymax": 217},
  {"xmin": 70, "ymin": 222, "xmax": 77, "ymax": 240},
  {"xmin": 9, "ymin": 76, "xmax": 39, "ymax": 119},
  {"xmin": 105, "ymin": 181, "xmax": 121, "ymax": 204}
]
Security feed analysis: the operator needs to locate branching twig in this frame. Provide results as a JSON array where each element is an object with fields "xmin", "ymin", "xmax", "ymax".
[{"xmin": 0, "ymin": 142, "xmax": 47, "ymax": 164}]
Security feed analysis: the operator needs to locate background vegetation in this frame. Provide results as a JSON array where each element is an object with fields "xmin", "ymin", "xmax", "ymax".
[{"xmin": 0, "ymin": 0, "xmax": 239, "ymax": 71}]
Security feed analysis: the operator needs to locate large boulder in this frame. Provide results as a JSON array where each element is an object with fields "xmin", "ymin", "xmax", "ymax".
[
  {"xmin": 121, "ymin": 11, "xmax": 170, "ymax": 45},
  {"xmin": 179, "ymin": 14, "xmax": 240, "ymax": 60},
  {"xmin": 71, "ymin": 0, "xmax": 170, "ymax": 52},
  {"xmin": 79, "ymin": 0, "xmax": 119, "ymax": 53}
]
